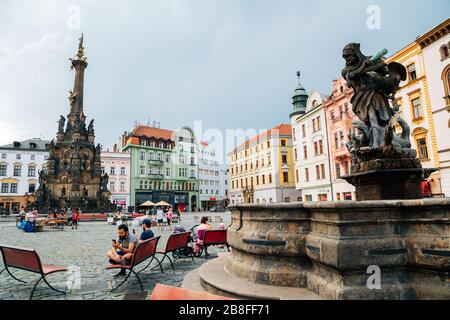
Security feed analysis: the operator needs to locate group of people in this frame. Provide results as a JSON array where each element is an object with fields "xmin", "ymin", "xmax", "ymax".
[
  {"xmin": 17, "ymin": 207, "xmax": 40, "ymax": 232},
  {"xmin": 49, "ymin": 208, "xmax": 81, "ymax": 229},
  {"xmin": 141, "ymin": 207, "xmax": 176, "ymax": 231},
  {"xmin": 106, "ymin": 215, "xmax": 223, "ymax": 276},
  {"xmin": 107, "ymin": 220, "xmax": 154, "ymax": 277}
]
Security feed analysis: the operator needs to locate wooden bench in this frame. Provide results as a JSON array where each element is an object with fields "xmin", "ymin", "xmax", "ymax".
[
  {"xmin": 0, "ymin": 245, "xmax": 67, "ymax": 300},
  {"xmin": 150, "ymin": 284, "xmax": 235, "ymax": 300},
  {"xmin": 204, "ymin": 230, "xmax": 230, "ymax": 259},
  {"xmin": 106, "ymin": 236, "xmax": 162, "ymax": 292}
]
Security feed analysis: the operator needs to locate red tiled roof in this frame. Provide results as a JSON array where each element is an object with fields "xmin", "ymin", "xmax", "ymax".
[
  {"xmin": 233, "ymin": 124, "xmax": 292, "ymax": 153},
  {"xmin": 130, "ymin": 126, "xmax": 175, "ymax": 141}
]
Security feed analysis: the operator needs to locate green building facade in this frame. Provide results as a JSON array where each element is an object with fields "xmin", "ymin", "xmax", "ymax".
[{"xmin": 123, "ymin": 126, "xmax": 199, "ymax": 212}]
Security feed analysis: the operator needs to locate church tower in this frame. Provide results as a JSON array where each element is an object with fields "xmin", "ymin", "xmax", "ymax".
[
  {"xmin": 36, "ymin": 35, "xmax": 111, "ymax": 211},
  {"xmin": 290, "ymin": 71, "xmax": 308, "ymax": 119}
]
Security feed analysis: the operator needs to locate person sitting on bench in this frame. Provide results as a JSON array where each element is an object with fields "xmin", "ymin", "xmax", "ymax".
[
  {"xmin": 107, "ymin": 224, "xmax": 137, "ymax": 277},
  {"xmin": 139, "ymin": 219, "xmax": 154, "ymax": 243}
]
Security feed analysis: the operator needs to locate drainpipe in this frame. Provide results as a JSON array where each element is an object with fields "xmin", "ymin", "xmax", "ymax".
[{"xmin": 323, "ymin": 107, "xmax": 335, "ymax": 201}]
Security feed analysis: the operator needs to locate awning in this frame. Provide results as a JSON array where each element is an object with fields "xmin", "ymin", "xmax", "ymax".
[
  {"xmin": 140, "ymin": 201, "xmax": 156, "ymax": 207},
  {"xmin": 155, "ymin": 201, "xmax": 172, "ymax": 207}
]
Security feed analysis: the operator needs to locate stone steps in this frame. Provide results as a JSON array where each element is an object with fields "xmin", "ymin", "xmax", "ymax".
[{"xmin": 182, "ymin": 253, "xmax": 323, "ymax": 300}]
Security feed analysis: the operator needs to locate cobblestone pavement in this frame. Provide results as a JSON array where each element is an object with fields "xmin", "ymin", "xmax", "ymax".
[{"xmin": 0, "ymin": 212, "xmax": 231, "ymax": 300}]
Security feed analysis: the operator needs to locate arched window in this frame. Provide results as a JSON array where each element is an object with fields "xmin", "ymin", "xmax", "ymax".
[
  {"xmin": 297, "ymin": 197, "xmax": 302, "ymax": 202},
  {"xmin": 284, "ymin": 197, "xmax": 291, "ymax": 203}
]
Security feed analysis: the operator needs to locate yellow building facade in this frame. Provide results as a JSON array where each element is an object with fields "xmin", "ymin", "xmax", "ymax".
[
  {"xmin": 228, "ymin": 124, "xmax": 300, "ymax": 205},
  {"xmin": 388, "ymin": 42, "xmax": 442, "ymax": 194}
]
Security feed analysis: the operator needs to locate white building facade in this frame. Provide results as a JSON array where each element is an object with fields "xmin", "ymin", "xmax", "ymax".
[
  {"xmin": 101, "ymin": 146, "xmax": 131, "ymax": 210},
  {"xmin": 199, "ymin": 141, "xmax": 228, "ymax": 210},
  {"xmin": 416, "ymin": 18, "xmax": 450, "ymax": 197},
  {"xmin": 0, "ymin": 138, "xmax": 50, "ymax": 212},
  {"xmin": 291, "ymin": 91, "xmax": 333, "ymax": 202}
]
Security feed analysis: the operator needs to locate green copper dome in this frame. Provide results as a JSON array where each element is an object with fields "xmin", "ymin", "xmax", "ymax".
[{"xmin": 290, "ymin": 71, "xmax": 308, "ymax": 118}]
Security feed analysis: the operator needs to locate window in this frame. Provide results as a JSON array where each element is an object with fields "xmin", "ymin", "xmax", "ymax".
[
  {"xmin": 31, "ymin": 155, "xmax": 36, "ymax": 161},
  {"xmin": 302, "ymin": 124, "xmax": 306, "ymax": 138},
  {"xmin": 408, "ymin": 63, "xmax": 417, "ymax": 81},
  {"xmin": 319, "ymin": 140, "xmax": 324, "ymax": 154},
  {"xmin": 305, "ymin": 168, "xmax": 310, "ymax": 182},
  {"xmin": 335, "ymin": 133, "xmax": 339, "ymax": 150},
  {"xmin": 139, "ymin": 151, "xmax": 145, "ymax": 161},
  {"xmin": 283, "ymin": 172, "xmax": 289, "ymax": 183},
  {"xmin": 321, "ymin": 164, "xmax": 326, "ymax": 179},
  {"xmin": 16, "ymin": 154, "xmax": 21, "ymax": 160},
  {"xmin": 330, "ymin": 110, "xmax": 336, "ymax": 121},
  {"xmin": 281, "ymin": 140, "xmax": 286, "ymax": 147},
  {"xmin": 10, "ymin": 183, "xmax": 18, "ymax": 193},
  {"xmin": 335, "ymin": 163, "xmax": 341, "ymax": 178},
  {"xmin": 417, "ymin": 138, "xmax": 429, "ymax": 160},
  {"xmin": 411, "ymin": 97, "xmax": 423, "ymax": 120},
  {"xmin": 296, "ymin": 170, "xmax": 299, "ymax": 183},
  {"xmin": 305, "ymin": 195, "xmax": 313, "ymax": 202},
  {"xmin": 340, "ymin": 131, "xmax": 345, "ymax": 147},
  {"xmin": 262, "ymin": 175, "xmax": 266, "ymax": 184},
  {"xmin": 121, "ymin": 167, "xmax": 126, "ymax": 175},
  {"xmin": 282, "ymin": 155, "xmax": 288, "ymax": 164},
  {"xmin": 120, "ymin": 181, "xmax": 125, "ymax": 192},
  {"xmin": 110, "ymin": 181, "xmax": 115, "ymax": 191},
  {"xmin": 139, "ymin": 166, "xmax": 145, "ymax": 176},
  {"xmin": 1, "ymin": 154, "xmax": 6, "ymax": 160},
  {"xmin": 303, "ymin": 146, "xmax": 308, "ymax": 159},
  {"xmin": 29, "ymin": 184, "xmax": 36, "ymax": 194},
  {"xmin": 0, "ymin": 165, "xmax": 6, "ymax": 176},
  {"xmin": 110, "ymin": 167, "xmax": 116, "ymax": 175},
  {"xmin": 165, "ymin": 167, "xmax": 171, "ymax": 177},
  {"xmin": 1, "ymin": 183, "xmax": 9, "ymax": 193},
  {"xmin": 13, "ymin": 165, "xmax": 21, "ymax": 177},
  {"xmin": 344, "ymin": 161, "xmax": 350, "ymax": 176},
  {"xmin": 165, "ymin": 154, "xmax": 171, "ymax": 163},
  {"xmin": 440, "ymin": 45, "xmax": 449, "ymax": 60},
  {"xmin": 339, "ymin": 106, "xmax": 344, "ymax": 119},
  {"xmin": 101, "ymin": 167, "xmax": 105, "ymax": 175},
  {"xmin": 28, "ymin": 166, "xmax": 36, "ymax": 177}
]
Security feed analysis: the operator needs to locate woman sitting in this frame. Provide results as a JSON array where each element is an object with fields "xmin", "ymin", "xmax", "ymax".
[{"xmin": 193, "ymin": 217, "xmax": 212, "ymax": 255}]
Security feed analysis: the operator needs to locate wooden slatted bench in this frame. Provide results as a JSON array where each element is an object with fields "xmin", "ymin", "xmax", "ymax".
[
  {"xmin": 204, "ymin": 230, "xmax": 230, "ymax": 259},
  {"xmin": 0, "ymin": 245, "xmax": 67, "ymax": 300}
]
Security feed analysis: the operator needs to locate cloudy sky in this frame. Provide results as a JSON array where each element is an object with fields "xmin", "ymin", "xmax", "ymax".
[{"xmin": 0, "ymin": 0, "xmax": 449, "ymax": 157}]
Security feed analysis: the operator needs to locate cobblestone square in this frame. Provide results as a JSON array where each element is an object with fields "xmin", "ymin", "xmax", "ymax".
[{"xmin": 0, "ymin": 213, "xmax": 230, "ymax": 300}]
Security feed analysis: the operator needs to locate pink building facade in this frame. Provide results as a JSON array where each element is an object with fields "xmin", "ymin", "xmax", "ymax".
[
  {"xmin": 323, "ymin": 78, "xmax": 356, "ymax": 200},
  {"xmin": 101, "ymin": 145, "xmax": 131, "ymax": 210}
]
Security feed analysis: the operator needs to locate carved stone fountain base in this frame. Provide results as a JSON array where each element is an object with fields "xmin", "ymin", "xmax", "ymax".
[
  {"xmin": 343, "ymin": 147, "xmax": 435, "ymax": 201},
  {"xmin": 184, "ymin": 201, "xmax": 450, "ymax": 300},
  {"xmin": 342, "ymin": 168, "xmax": 433, "ymax": 201}
]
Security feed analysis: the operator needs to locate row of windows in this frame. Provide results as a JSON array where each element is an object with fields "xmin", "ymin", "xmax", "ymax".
[
  {"xmin": 200, "ymin": 180, "xmax": 220, "ymax": 186},
  {"xmin": 139, "ymin": 151, "xmax": 171, "ymax": 163},
  {"xmin": 0, "ymin": 154, "xmax": 44, "ymax": 161},
  {"xmin": 140, "ymin": 139, "xmax": 173, "ymax": 150},
  {"xmin": 200, "ymin": 189, "xmax": 220, "ymax": 195},
  {"xmin": 297, "ymin": 164, "xmax": 327, "ymax": 183},
  {"xmin": 231, "ymin": 141, "xmax": 272, "ymax": 161},
  {"xmin": 294, "ymin": 140, "xmax": 324, "ymax": 162},
  {"xmin": 231, "ymin": 172, "xmax": 292, "ymax": 189},
  {"xmin": 139, "ymin": 180, "xmax": 196, "ymax": 191},
  {"xmin": 231, "ymin": 156, "xmax": 272, "ymax": 175},
  {"xmin": 199, "ymin": 169, "xmax": 220, "ymax": 176},
  {"xmin": 1, "ymin": 183, "xmax": 18, "ymax": 194},
  {"xmin": 101, "ymin": 166, "xmax": 126, "ymax": 176},
  {"xmin": 109, "ymin": 181, "xmax": 126, "ymax": 192},
  {"xmin": 329, "ymin": 103, "xmax": 351, "ymax": 122},
  {"xmin": 0, "ymin": 164, "xmax": 37, "ymax": 177}
]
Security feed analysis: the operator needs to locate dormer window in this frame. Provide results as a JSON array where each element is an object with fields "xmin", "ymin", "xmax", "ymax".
[
  {"xmin": 29, "ymin": 142, "xmax": 37, "ymax": 149},
  {"xmin": 13, "ymin": 142, "xmax": 21, "ymax": 148}
]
